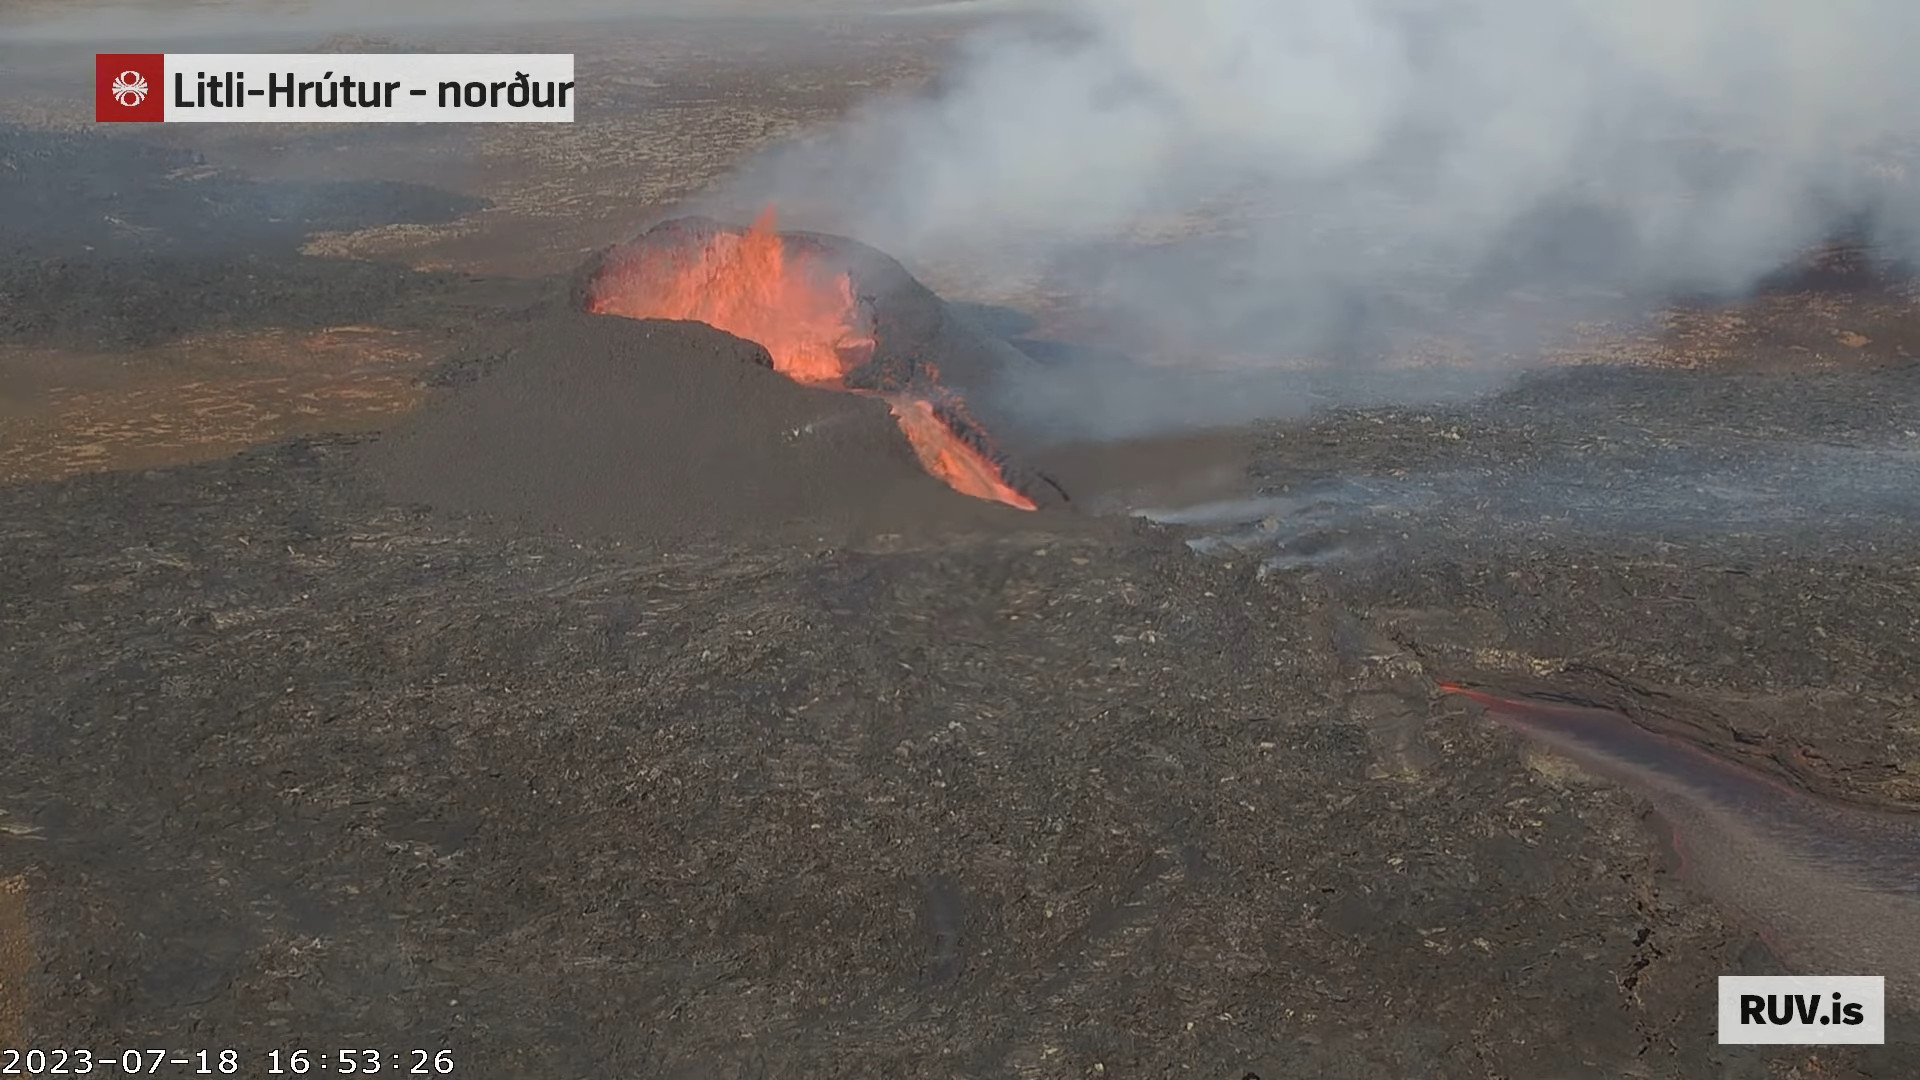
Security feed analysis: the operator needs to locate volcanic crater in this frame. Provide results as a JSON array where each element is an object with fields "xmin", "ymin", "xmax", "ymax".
[
  {"xmin": 368, "ymin": 214, "xmax": 1098, "ymax": 547},
  {"xmin": 578, "ymin": 212, "xmax": 1060, "ymax": 512}
]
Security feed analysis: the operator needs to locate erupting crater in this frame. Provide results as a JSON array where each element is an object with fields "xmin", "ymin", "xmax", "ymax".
[{"xmin": 579, "ymin": 210, "xmax": 1041, "ymax": 510}]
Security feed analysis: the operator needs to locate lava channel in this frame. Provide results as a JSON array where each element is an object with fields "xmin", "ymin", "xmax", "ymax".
[
  {"xmin": 582, "ymin": 209, "xmax": 1036, "ymax": 511},
  {"xmin": 1439, "ymin": 682, "xmax": 1920, "ymax": 1008}
]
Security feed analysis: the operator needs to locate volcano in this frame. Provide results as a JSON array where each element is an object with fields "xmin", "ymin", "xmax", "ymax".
[{"xmin": 577, "ymin": 211, "xmax": 1047, "ymax": 511}]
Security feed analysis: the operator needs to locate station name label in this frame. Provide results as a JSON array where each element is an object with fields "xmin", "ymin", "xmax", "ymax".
[
  {"xmin": 1718, "ymin": 976, "xmax": 1885, "ymax": 1045},
  {"xmin": 95, "ymin": 53, "xmax": 575, "ymax": 123}
]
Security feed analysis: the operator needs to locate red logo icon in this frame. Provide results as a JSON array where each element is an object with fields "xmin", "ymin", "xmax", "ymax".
[{"xmin": 96, "ymin": 54, "xmax": 165, "ymax": 122}]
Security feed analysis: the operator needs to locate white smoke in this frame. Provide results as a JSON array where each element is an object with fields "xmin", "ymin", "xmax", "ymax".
[
  {"xmin": 15, "ymin": 0, "xmax": 1916, "ymax": 438},
  {"xmin": 713, "ymin": 0, "xmax": 1920, "ymax": 437}
]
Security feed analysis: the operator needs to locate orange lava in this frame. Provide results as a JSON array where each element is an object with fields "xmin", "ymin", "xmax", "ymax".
[
  {"xmin": 1435, "ymin": 682, "xmax": 1507, "ymax": 709},
  {"xmin": 888, "ymin": 395, "xmax": 1038, "ymax": 511},
  {"xmin": 586, "ymin": 209, "xmax": 1034, "ymax": 510},
  {"xmin": 587, "ymin": 208, "xmax": 874, "ymax": 384}
]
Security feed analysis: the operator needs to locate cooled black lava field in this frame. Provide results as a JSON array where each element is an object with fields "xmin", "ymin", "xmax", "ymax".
[{"xmin": 4, "ymin": 9, "xmax": 1920, "ymax": 1080}]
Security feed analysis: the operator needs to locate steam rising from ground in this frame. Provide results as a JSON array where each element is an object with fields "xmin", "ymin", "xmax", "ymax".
[
  {"xmin": 14, "ymin": 0, "xmax": 1919, "ymax": 442},
  {"xmin": 1154, "ymin": 436, "xmax": 1920, "ymax": 572},
  {"xmin": 714, "ymin": 0, "xmax": 1920, "ymax": 439}
]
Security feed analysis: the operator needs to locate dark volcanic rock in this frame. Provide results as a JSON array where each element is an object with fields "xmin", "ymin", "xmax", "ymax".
[
  {"xmin": 365, "ymin": 313, "xmax": 1044, "ymax": 545},
  {"xmin": 0, "ymin": 124, "xmax": 489, "ymax": 349},
  {"xmin": 9, "ymin": 432, "xmax": 1917, "ymax": 1077}
]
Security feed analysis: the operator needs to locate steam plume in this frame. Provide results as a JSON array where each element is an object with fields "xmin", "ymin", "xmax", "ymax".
[{"xmin": 713, "ymin": 0, "xmax": 1920, "ymax": 439}]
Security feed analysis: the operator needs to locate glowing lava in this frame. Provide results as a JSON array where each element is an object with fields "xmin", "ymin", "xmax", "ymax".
[
  {"xmin": 886, "ymin": 390, "xmax": 1036, "ymax": 509},
  {"xmin": 584, "ymin": 209, "xmax": 1036, "ymax": 511}
]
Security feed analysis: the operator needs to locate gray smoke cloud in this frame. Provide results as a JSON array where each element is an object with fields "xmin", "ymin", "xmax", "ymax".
[
  {"xmin": 709, "ymin": 0, "xmax": 1920, "ymax": 441},
  {"xmin": 14, "ymin": 0, "xmax": 1916, "ymax": 443}
]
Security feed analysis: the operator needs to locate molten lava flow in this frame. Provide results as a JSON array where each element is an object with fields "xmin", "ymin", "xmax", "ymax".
[
  {"xmin": 1436, "ymin": 682, "xmax": 1501, "ymax": 707},
  {"xmin": 586, "ymin": 208, "xmax": 874, "ymax": 385},
  {"xmin": 586, "ymin": 209, "xmax": 1036, "ymax": 511},
  {"xmin": 888, "ymin": 394, "xmax": 1038, "ymax": 511}
]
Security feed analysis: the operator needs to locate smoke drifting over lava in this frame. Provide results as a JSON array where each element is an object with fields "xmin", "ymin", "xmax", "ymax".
[{"xmin": 714, "ymin": 0, "xmax": 1920, "ymax": 438}]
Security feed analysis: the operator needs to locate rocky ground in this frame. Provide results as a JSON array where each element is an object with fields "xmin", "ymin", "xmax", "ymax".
[{"xmin": 3, "ymin": 7, "xmax": 1919, "ymax": 1079}]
